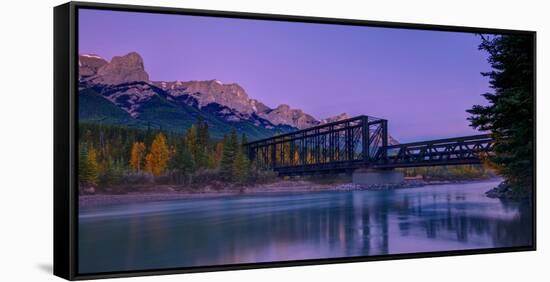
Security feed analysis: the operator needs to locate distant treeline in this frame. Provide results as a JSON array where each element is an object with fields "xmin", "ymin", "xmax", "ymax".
[
  {"xmin": 399, "ymin": 165, "xmax": 495, "ymax": 181},
  {"xmin": 78, "ymin": 120, "xmax": 275, "ymax": 192},
  {"xmin": 295, "ymin": 165, "xmax": 495, "ymax": 184},
  {"xmin": 78, "ymin": 121, "xmax": 498, "ymax": 193}
]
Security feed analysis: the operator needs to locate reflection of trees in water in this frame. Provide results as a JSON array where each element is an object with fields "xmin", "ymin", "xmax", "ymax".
[
  {"xmin": 79, "ymin": 190, "xmax": 533, "ymax": 272},
  {"xmin": 170, "ymin": 191, "xmax": 531, "ymax": 267},
  {"xmin": 162, "ymin": 193, "xmax": 395, "ymax": 264},
  {"xmin": 390, "ymin": 192, "xmax": 532, "ymax": 248},
  {"xmin": 491, "ymin": 201, "xmax": 532, "ymax": 247}
]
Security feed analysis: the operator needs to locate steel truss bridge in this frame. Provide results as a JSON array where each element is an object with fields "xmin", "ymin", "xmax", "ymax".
[{"xmin": 243, "ymin": 115, "xmax": 494, "ymax": 176}]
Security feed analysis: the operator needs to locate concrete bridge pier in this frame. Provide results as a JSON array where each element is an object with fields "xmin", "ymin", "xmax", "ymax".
[{"xmin": 352, "ymin": 168, "xmax": 404, "ymax": 185}]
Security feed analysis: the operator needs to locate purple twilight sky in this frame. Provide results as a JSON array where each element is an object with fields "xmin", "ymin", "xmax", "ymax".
[{"xmin": 79, "ymin": 9, "xmax": 493, "ymax": 143}]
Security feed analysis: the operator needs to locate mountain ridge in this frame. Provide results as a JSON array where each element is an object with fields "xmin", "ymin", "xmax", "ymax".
[
  {"xmin": 78, "ymin": 52, "xmax": 398, "ymax": 143},
  {"xmin": 79, "ymin": 52, "xmax": 349, "ymax": 129}
]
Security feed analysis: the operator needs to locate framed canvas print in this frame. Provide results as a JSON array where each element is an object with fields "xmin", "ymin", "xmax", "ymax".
[{"xmin": 54, "ymin": 1, "xmax": 536, "ymax": 280}]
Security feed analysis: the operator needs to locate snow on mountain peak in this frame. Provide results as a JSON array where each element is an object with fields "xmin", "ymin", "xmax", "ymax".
[{"xmin": 81, "ymin": 54, "xmax": 104, "ymax": 59}]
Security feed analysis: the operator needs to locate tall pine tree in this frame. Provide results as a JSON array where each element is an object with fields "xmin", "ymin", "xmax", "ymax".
[
  {"xmin": 233, "ymin": 134, "xmax": 250, "ymax": 183},
  {"xmin": 169, "ymin": 138, "xmax": 195, "ymax": 175},
  {"xmin": 467, "ymin": 34, "xmax": 534, "ymax": 195},
  {"xmin": 78, "ymin": 145, "xmax": 90, "ymax": 184},
  {"xmin": 195, "ymin": 119, "xmax": 209, "ymax": 169},
  {"xmin": 219, "ymin": 132, "xmax": 238, "ymax": 181}
]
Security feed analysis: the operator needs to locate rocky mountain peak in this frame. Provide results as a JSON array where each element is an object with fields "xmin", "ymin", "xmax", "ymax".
[
  {"xmin": 275, "ymin": 104, "xmax": 291, "ymax": 110},
  {"xmin": 81, "ymin": 52, "xmax": 150, "ymax": 85},
  {"xmin": 320, "ymin": 113, "xmax": 351, "ymax": 124},
  {"xmin": 79, "ymin": 54, "xmax": 108, "ymax": 79},
  {"xmin": 250, "ymin": 99, "xmax": 271, "ymax": 114},
  {"xmin": 154, "ymin": 79, "xmax": 256, "ymax": 115},
  {"xmin": 258, "ymin": 104, "xmax": 318, "ymax": 129}
]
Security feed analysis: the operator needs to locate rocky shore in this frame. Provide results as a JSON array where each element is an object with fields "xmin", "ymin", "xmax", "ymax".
[
  {"xmin": 333, "ymin": 182, "xmax": 423, "ymax": 191},
  {"xmin": 485, "ymin": 181, "xmax": 531, "ymax": 200}
]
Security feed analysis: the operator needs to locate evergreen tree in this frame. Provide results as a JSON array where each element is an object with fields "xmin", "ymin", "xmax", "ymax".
[
  {"xmin": 169, "ymin": 138, "xmax": 195, "ymax": 175},
  {"xmin": 467, "ymin": 34, "xmax": 534, "ymax": 194},
  {"xmin": 185, "ymin": 125, "xmax": 204, "ymax": 168},
  {"xmin": 78, "ymin": 145, "xmax": 90, "ymax": 184},
  {"xmin": 241, "ymin": 134, "xmax": 248, "ymax": 147},
  {"xmin": 100, "ymin": 157, "xmax": 122, "ymax": 187},
  {"xmin": 193, "ymin": 119, "xmax": 209, "ymax": 169},
  {"xmin": 219, "ymin": 132, "xmax": 238, "ymax": 181},
  {"xmin": 233, "ymin": 134, "xmax": 250, "ymax": 183}
]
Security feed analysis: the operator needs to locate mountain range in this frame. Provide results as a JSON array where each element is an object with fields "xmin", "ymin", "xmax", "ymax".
[{"xmin": 78, "ymin": 51, "xmax": 396, "ymax": 143}]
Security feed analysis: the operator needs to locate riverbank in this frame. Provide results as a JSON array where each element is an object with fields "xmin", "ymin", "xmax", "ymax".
[
  {"xmin": 79, "ymin": 178, "xmax": 499, "ymax": 209},
  {"xmin": 485, "ymin": 181, "xmax": 532, "ymax": 200},
  {"xmin": 80, "ymin": 180, "xmax": 337, "ymax": 208}
]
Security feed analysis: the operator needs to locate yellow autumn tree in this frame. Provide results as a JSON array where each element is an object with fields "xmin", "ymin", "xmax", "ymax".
[
  {"xmin": 144, "ymin": 133, "xmax": 170, "ymax": 176},
  {"xmin": 293, "ymin": 150, "xmax": 300, "ymax": 165},
  {"xmin": 86, "ymin": 145, "xmax": 99, "ymax": 185},
  {"xmin": 129, "ymin": 142, "xmax": 146, "ymax": 171},
  {"xmin": 144, "ymin": 153, "xmax": 154, "ymax": 174},
  {"xmin": 307, "ymin": 151, "xmax": 315, "ymax": 165},
  {"xmin": 282, "ymin": 142, "xmax": 291, "ymax": 166},
  {"xmin": 207, "ymin": 141, "xmax": 224, "ymax": 169}
]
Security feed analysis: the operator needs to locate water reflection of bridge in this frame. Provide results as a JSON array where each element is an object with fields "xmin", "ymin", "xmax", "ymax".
[{"xmin": 244, "ymin": 115, "xmax": 494, "ymax": 183}]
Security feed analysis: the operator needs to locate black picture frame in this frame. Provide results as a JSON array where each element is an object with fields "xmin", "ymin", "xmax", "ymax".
[{"xmin": 54, "ymin": 1, "xmax": 537, "ymax": 280}]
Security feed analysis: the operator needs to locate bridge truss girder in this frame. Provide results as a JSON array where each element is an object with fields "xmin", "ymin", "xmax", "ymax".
[{"xmin": 244, "ymin": 115, "xmax": 494, "ymax": 176}]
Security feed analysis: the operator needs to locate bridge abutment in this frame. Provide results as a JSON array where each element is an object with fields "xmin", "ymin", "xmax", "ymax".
[{"xmin": 352, "ymin": 168, "xmax": 404, "ymax": 185}]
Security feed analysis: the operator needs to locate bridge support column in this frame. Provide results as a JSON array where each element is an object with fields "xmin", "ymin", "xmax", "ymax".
[{"xmin": 352, "ymin": 168, "xmax": 404, "ymax": 185}]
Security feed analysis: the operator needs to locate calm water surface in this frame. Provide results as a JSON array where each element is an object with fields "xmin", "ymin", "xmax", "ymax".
[{"xmin": 79, "ymin": 180, "xmax": 532, "ymax": 273}]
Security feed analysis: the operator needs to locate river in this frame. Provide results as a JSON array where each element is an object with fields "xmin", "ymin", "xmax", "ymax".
[{"xmin": 78, "ymin": 180, "xmax": 532, "ymax": 274}]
